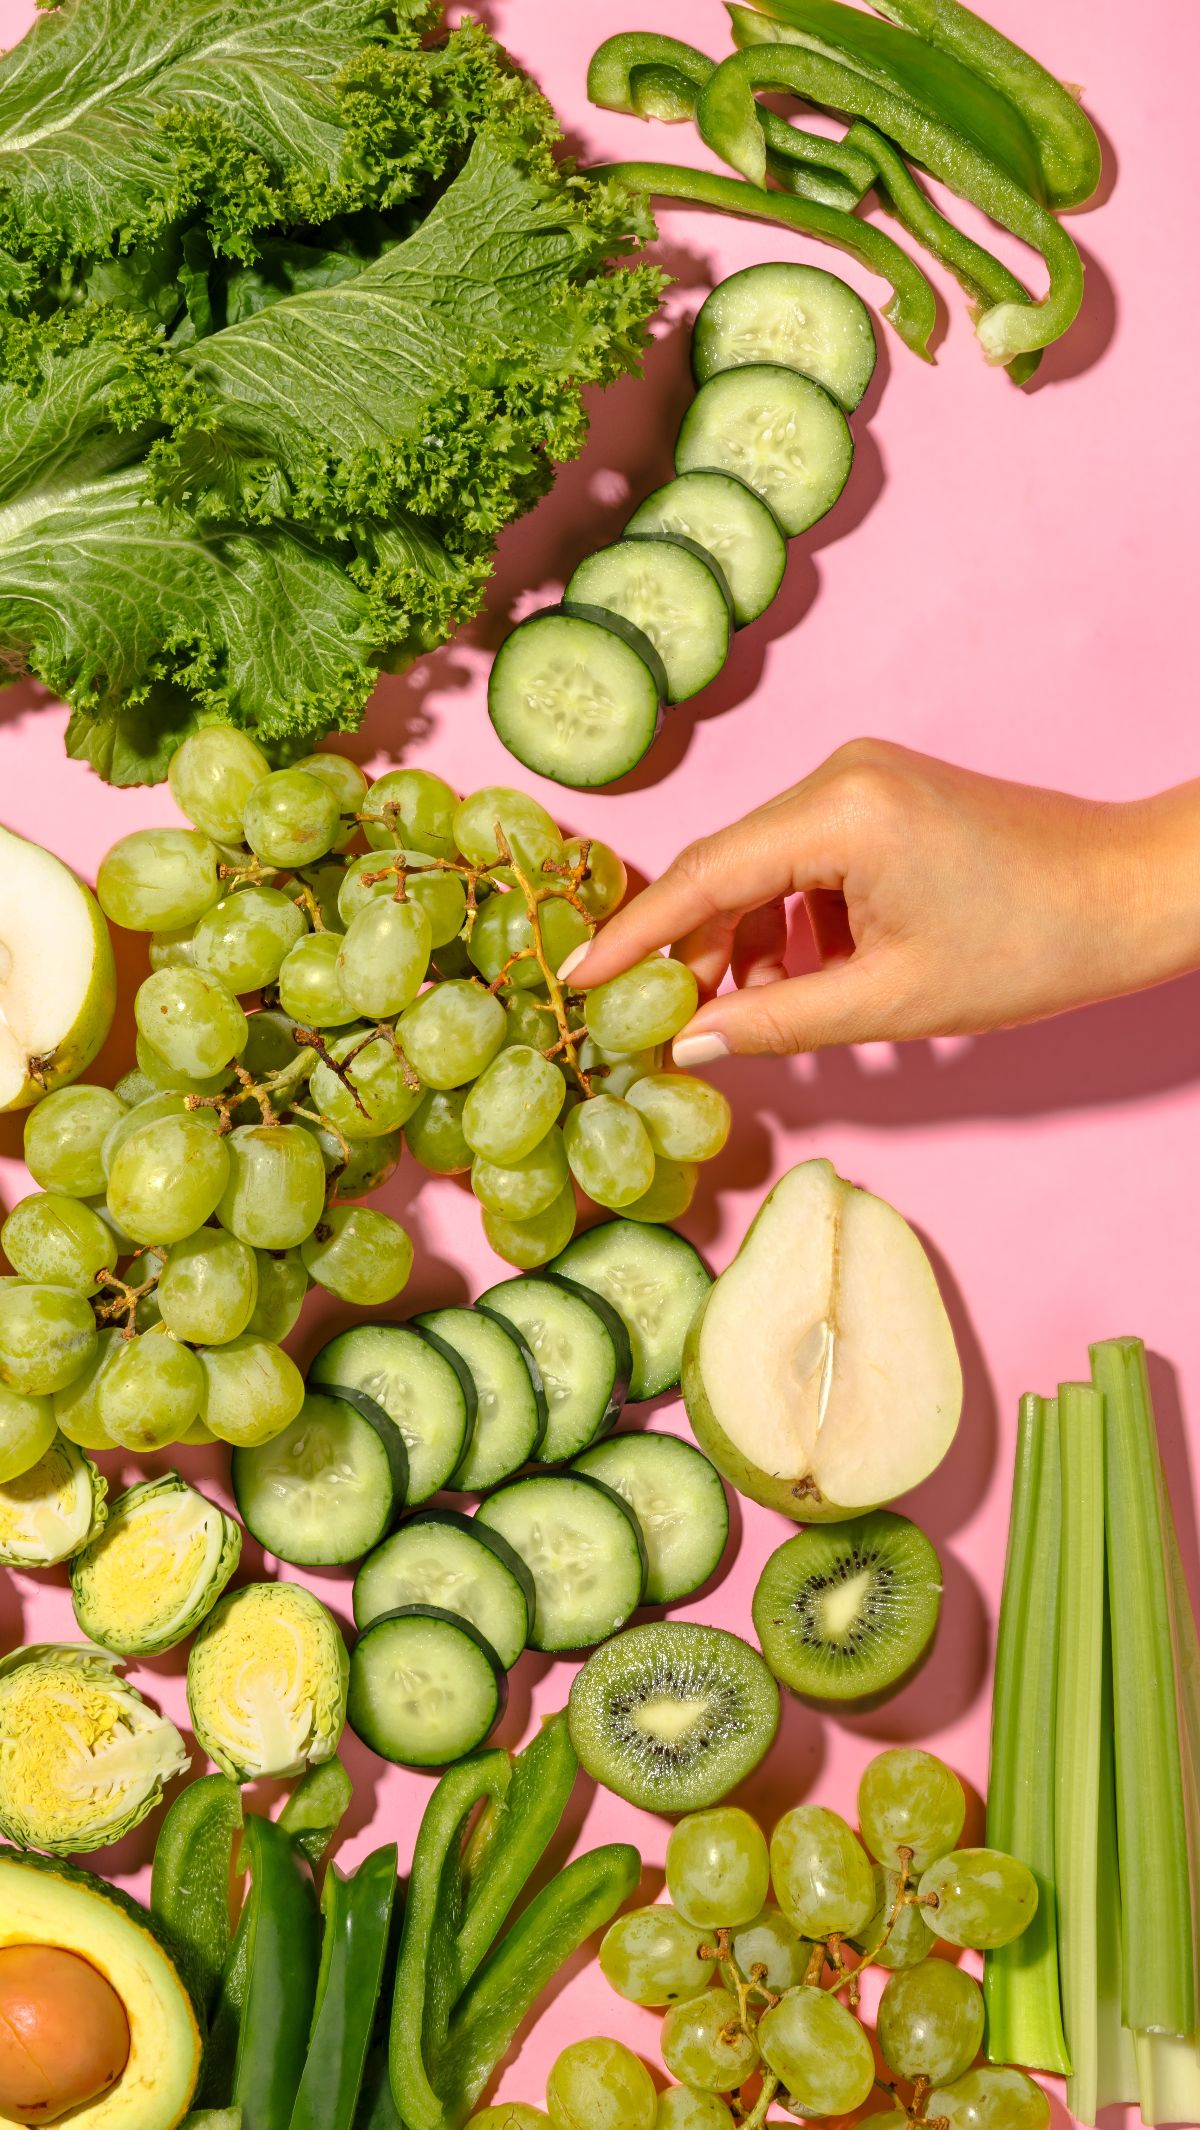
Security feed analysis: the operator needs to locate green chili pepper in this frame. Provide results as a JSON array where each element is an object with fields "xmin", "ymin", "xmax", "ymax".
[
  {"xmin": 289, "ymin": 1846, "xmax": 397, "ymax": 2130},
  {"xmin": 695, "ymin": 42, "xmax": 1083, "ymax": 360},
  {"xmin": 152, "ymin": 1772, "xmax": 243, "ymax": 2013},
  {"xmin": 727, "ymin": 0, "xmax": 1043, "ymax": 197},
  {"xmin": 199, "ymin": 1891, "xmax": 252, "ymax": 2110},
  {"xmin": 588, "ymin": 32, "xmax": 875, "ymax": 210},
  {"xmin": 456, "ymin": 1713, "xmax": 579, "ymax": 1985},
  {"xmin": 277, "ymin": 1755, "xmax": 353, "ymax": 1868},
  {"xmin": 867, "ymin": 0, "xmax": 1102, "ymax": 209},
  {"xmin": 232, "ymin": 1818, "xmax": 321, "ymax": 2130},
  {"xmin": 592, "ymin": 159, "xmax": 937, "ymax": 359}
]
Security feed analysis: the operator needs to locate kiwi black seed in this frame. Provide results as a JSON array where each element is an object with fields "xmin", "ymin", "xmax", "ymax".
[
  {"xmin": 750, "ymin": 1510, "xmax": 942, "ymax": 1705},
  {"xmin": 567, "ymin": 1620, "xmax": 780, "ymax": 1811}
]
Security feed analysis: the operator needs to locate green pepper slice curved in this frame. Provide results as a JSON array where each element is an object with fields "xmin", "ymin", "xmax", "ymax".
[
  {"xmin": 457, "ymin": 1712, "xmax": 579, "ymax": 1984},
  {"xmin": 289, "ymin": 1846, "xmax": 397, "ymax": 2130},
  {"xmin": 151, "ymin": 1772, "xmax": 243, "ymax": 2015},
  {"xmin": 232, "ymin": 1819, "xmax": 321, "ymax": 2130}
]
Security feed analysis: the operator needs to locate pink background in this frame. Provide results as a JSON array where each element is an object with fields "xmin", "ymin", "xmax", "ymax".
[{"xmin": 0, "ymin": 2, "xmax": 1197, "ymax": 2124}]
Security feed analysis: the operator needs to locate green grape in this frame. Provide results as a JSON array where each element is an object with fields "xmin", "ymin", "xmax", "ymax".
[
  {"xmin": 623, "ymin": 1159, "xmax": 699, "ymax": 1224},
  {"xmin": 563, "ymin": 837, "xmax": 626, "ymax": 918},
  {"xmin": 112, "ymin": 1069, "xmax": 156, "ymax": 1109},
  {"xmin": 134, "ymin": 1031, "xmax": 233, "ymax": 1100},
  {"xmin": 98, "ymin": 1329, "xmax": 205, "ymax": 1451},
  {"xmin": 135, "ymin": 967, "xmax": 248, "ymax": 1079},
  {"xmin": 469, "ymin": 2110, "xmax": 551, "ymax": 2130},
  {"xmin": 317, "ymin": 1127, "xmax": 403, "ymax": 1200},
  {"xmin": 338, "ymin": 897, "xmax": 432, "ymax": 1019},
  {"xmin": 731, "ymin": 1906, "xmax": 811, "ymax": 1994},
  {"xmin": 363, "ymin": 769, "xmax": 459, "ymax": 859},
  {"xmin": 107, "ymin": 1115, "xmax": 231, "ymax": 1245},
  {"xmin": 148, "ymin": 925, "xmax": 198, "ymax": 971},
  {"xmin": 467, "ymin": 892, "xmax": 589, "ymax": 993},
  {"xmin": 661, "ymin": 1988, "xmax": 760, "ymax": 2093},
  {"xmin": 310, "ymin": 1027, "xmax": 423, "ymax": 1139},
  {"xmin": 453, "ymin": 787, "xmax": 564, "ymax": 880},
  {"xmin": 0, "ymin": 1283, "xmax": 97, "ymax": 1396},
  {"xmin": 858, "ymin": 1748, "xmax": 967, "ymax": 1875},
  {"xmin": 500, "ymin": 990, "xmax": 555, "ymax": 1052},
  {"xmin": 399, "ymin": 982, "xmax": 506, "ymax": 1090},
  {"xmin": 918, "ymin": 1849, "xmax": 1038, "ymax": 1950},
  {"xmin": 926, "ymin": 2067, "xmax": 1049, "ymax": 2130},
  {"xmin": 483, "ymin": 1180, "xmax": 576, "ymax": 1269},
  {"xmin": 666, "ymin": 1808, "xmax": 770, "ymax": 1929},
  {"xmin": 52, "ymin": 1327, "xmax": 123, "ymax": 1449},
  {"xmin": 583, "ymin": 958, "xmax": 700, "ymax": 1053},
  {"xmin": 545, "ymin": 2038, "xmax": 656, "ymax": 2130},
  {"xmin": 626, "ymin": 1074, "xmax": 731, "ymax": 1162},
  {"xmin": 770, "ymin": 1805, "xmax": 876, "ymax": 1939},
  {"xmin": 303, "ymin": 861, "xmax": 349, "ymax": 933},
  {"xmin": 216, "ymin": 1123, "xmax": 327, "ymax": 1250},
  {"xmin": 198, "ymin": 1334, "xmax": 306, "ymax": 1446},
  {"xmin": 850, "ymin": 1864, "xmax": 937, "ymax": 1970},
  {"xmin": 577, "ymin": 1039, "xmax": 662, "ymax": 1099},
  {"xmin": 246, "ymin": 1250, "xmax": 308, "ymax": 1342},
  {"xmin": 405, "ymin": 1087, "xmax": 471, "ymax": 1175},
  {"xmin": 134, "ymin": 1285, "xmax": 164, "ymax": 1332},
  {"xmin": 1, "ymin": 1194, "xmax": 113, "ymax": 1293},
  {"xmin": 462, "ymin": 1046, "xmax": 565, "ymax": 1164},
  {"xmin": 877, "ymin": 1958, "xmax": 984, "ymax": 2083},
  {"xmin": 870, "ymin": 2117, "xmax": 909, "ymax": 2129},
  {"xmin": 301, "ymin": 1206, "xmax": 413, "ymax": 1305},
  {"xmin": 19, "ymin": 1089, "xmax": 120, "ymax": 1216},
  {"xmin": 431, "ymin": 936, "xmax": 473, "ymax": 980},
  {"xmin": 654, "ymin": 2090, "xmax": 733, "ymax": 2130},
  {"xmin": 192, "ymin": 885, "xmax": 308, "ymax": 993},
  {"xmin": 97, "ymin": 827, "xmax": 222, "ymax": 931},
  {"xmin": 276, "ymin": 932, "xmax": 356, "ymax": 1028},
  {"xmin": 599, "ymin": 1906, "xmax": 716, "ymax": 2007},
  {"xmin": 168, "ymin": 727, "xmax": 271, "ymax": 843},
  {"xmin": 0, "ymin": 1384, "xmax": 56, "ymax": 1482},
  {"xmin": 294, "ymin": 750, "xmax": 369, "ymax": 842},
  {"xmin": 563, "ymin": 1095, "xmax": 655, "ymax": 1209},
  {"xmin": 158, "ymin": 1228, "xmax": 259, "ymax": 1344},
  {"xmin": 243, "ymin": 767, "xmax": 341, "ymax": 867},
  {"xmin": 472, "ymin": 1128, "xmax": 569, "ymax": 1220},
  {"xmin": 339, "ymin": 850, "xmax": 467, "ymax": 948},
  {"xmin": 756, "ymin": 1986, "xmax": 874, "ymax": 2116},
  {"xmin": 101, "ymin": 1092, "xmax": 205, "ymax": 1178},
  {"xmin": 238, "ymin": 1009, "xmax": 314, "ymax": 1087}
]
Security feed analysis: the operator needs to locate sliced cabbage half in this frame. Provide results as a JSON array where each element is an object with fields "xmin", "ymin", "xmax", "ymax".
[
  {"xmin": 71, "ymin": 1472, "xmax": 242, "ymax": 1656},
  {"xmin": 0, "ymin": 1433, "xmax": 106, "ymax": 1565},
  {"xmin": 0, "ymin": 1642, "xmax": 189, "ymax": 1852},
  {"xmin": 187, "ymin": 1581, "xmax": 348, "ymax": 1782}
]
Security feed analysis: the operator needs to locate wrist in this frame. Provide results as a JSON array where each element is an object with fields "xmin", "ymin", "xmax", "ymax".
[{"xmin": 1107, "ymin": 781, "xmax": 1200, "ymax": 991}]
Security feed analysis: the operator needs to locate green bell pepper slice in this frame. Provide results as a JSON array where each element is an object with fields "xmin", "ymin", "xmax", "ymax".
[
  {"xmin": 592, "ymin": 159, "xmax": 937, "ymax": 359},
  {"xmin": 152, "ymin": 1772, "xmax": 243, "ymax": 2015},
  {"xmin": 289, "ymin": 1845, "xmax": 397, "ymax": 2130},
  {"xmin": 277, "ymin": 1755, "xmax": 353, "ymax": 1868},
  {"xmin": 231, "ymin": 1818, "xmax": 321, "ymax": 2130},
  {"xmin": 695, "ymin": 41, "xmax": 1083, "ymax": 360},
  {"xmin": 456, "ymin": 1712, "xmax": 579, "ymax": 1986}
]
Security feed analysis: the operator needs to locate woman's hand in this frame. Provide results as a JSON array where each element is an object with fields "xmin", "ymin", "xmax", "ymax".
[{"xmin": 558, "ymin": 740, "xmax": 1200, "ymax": 1064}]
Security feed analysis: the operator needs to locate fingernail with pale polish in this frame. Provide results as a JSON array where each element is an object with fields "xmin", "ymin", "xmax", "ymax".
[
  {"xmin": 556, "ymin": 943, "xmax": 591, "ymax": 983},
  {"xmin": 672, "ymin": 1031, "xmax": 731, "ymax": 1067}
]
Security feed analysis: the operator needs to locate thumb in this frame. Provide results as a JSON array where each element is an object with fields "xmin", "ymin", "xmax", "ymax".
[{"xmin": 671, "ymin": 958, "xmax": 893, "ymax": 1063}]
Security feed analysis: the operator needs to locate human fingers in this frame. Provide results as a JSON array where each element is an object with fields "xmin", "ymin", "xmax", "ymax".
[
  {"xmin": 730, "ymin": 901, "xmax": 790, "ymax": 989},
  {"xmin": 671, "ymin": 954, "xmax": 895, "ymax": 1064}
]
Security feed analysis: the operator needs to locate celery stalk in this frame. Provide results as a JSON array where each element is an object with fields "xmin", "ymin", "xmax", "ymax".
[
  {"xmin": 1095, "ymin": 1632, "xmax": 1139, "ymax": 2112},
  {"xmin": 1055, "ymin": 1381, "xmax": 1107, "ymax": 2127},
  {"xmin": 1090, "ymin": 1338, "xmax": 1196, "ymax": 2040},
  {"xmin": 984, "ymin": 1393, "xmax": 1070, "ymax": 2073}
]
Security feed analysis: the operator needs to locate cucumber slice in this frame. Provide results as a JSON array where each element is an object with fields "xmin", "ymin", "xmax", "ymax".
[
  {"xmin": 475, "ymin": 1472, "xmax": 647, "ymax": 1652},
  {"xmin": 309, "ymin": 1324, "xmax": 472, "ymax": 1505},
  {"xmin": 626, "ymin": 472, "xmax": 786, "ymax": 627},
  {"xmin": 477, "ymin": 1274, "xmax": 631, "ymax": 1461},
  {"xmin": 231, "ymin": 1390, "xmax": 406, "ymax": 1567},
  {"xmin": 488, "ymin": 606, "xmax": 664, "ymax": 789},
  {"xmin": 549, "ymin": 1222, "xmax": 713, "ymax": 1402},
  {"xmin": 571, "ymin": 1431, "xmax": 730, "ymax": 1604},
  {"xmin": 348, "ymin": 1606, "xmax": 506, "ymax": 1766},
  {"xmin": 565, "ymin": 537, "xmax": 731, "ymax": 704},
  {"xmin": 416, "ymin": 1304, "xmax": 547, "ymax": 1490},
  {"xmin": 353, "ymin": 1508, "xmax": 533, "ymax": 1669},
  {"xmin": 692, "ymin": 262, "xmax": 877, "ymax": 410},
  {"xmin": 676, "ymin": 364, "xmax": 853, "ymax": 537}
]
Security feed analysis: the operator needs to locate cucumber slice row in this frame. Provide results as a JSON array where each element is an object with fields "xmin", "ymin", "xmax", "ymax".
[
  {"xmin": 348, "ymin": 1605, "xmax": 507, "ymax": 1766},
  {"xmin": 676, "ymin": 362, "xmax": 854, "ymax": 538},
  {"xmin": 417, "ymin": 1304, "xmax": 547, "ymax": 1491},
  {"xmin": 353, "ymin": 1507, "xmax": 534, "ymax": 1668},
  {"xmin": 565, "ymin": 536, "xmax": 731, "ymax": 704},
  {"xmin": 571, "ymin": 1430, "xmax": 730, "ymax": 1605},
  {"xmin": 549, "ymin": 1220, "xmax": 713, "ymax": 1403},
  {"xmin": 487, "ymin": 604, "xmax": 665, "ymax": 790},
  {"xmin": 476, "ymin": 1471, "xmax": 648, "ymax": 1652},
  {"xmin": 477, "ymin": 1273, "xmax": 631, "ymax": 1462},
  {"xmin": 232, "ymin": 1389, "xmax": 407, "ymax": 1567},
  {"xmin": 691, "ymin": 260, "xmax": 878, "ymax": 411},
  {"xmin": 626, "ymin": 472, "xmax": 786, "ymax": 629},
  {"xmin": 309, "ymin": 1323, "xmax": 473, "ymax": 1506}
]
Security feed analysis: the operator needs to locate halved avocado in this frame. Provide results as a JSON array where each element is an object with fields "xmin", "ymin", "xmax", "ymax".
[{"xmin": 0, "ymin": 1847, "xmax": 200, "ymax": 2129}]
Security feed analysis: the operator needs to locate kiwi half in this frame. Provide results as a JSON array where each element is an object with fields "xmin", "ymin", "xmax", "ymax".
[
  {"xmin": 751, "ymin": 1511, "xmax": 942, "ymax": 1705},
  {"xmin": 568, "ymin": 1621, "xmax": 779, "ymax": 1811}
]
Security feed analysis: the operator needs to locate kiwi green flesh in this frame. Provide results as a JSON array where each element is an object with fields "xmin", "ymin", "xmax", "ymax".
[
  {"xmin": 568, "ymin": 1620, "xmax": 779, "ymax": 1811},
  {"xmin": 750, "ymin": 1510, "xmax": 942, "ymax": 1705}
]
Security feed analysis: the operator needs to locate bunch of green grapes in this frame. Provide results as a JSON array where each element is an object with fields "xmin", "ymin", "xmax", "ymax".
[
  {"xmin": 0, "ymin": 730, "xmax": 729, "ymax": 1477},
  {"xmin": 547, "ymin": 1751, "xmax": 1048, "ymax": 2130}
]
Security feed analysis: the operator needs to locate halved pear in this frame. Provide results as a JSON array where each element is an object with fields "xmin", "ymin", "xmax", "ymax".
[
  {"xmin": 682, "ymin": 1159, "xmax": 962, "ymax": 1521},
  {"xmin": 0, "ymin": 825, "xmax": 117, "ymax": 1112}
]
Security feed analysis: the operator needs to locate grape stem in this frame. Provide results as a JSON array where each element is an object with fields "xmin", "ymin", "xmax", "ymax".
[
  {"xmin": 91, "ymin": 1250, "xmax": 166, "ymax": 1332},
  {"xmin": 735, "ymin": 2070, "xmax": 780, "ymax": 2130},
  {"xmin": 839, "ymin": 1848, "xmax": 916, "ymax": 2008}
]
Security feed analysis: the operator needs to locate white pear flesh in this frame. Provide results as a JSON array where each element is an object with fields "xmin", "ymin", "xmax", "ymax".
[
  {"xmin": 682, "ymin": 1159, "xmax": 962, "ymax": 1521},
  {"xmin": 0, "ymin": 824, "xmax": 116, "ymax": 1112}
]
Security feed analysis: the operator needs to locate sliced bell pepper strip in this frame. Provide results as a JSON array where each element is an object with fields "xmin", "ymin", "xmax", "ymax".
[
  {"xmin": 289, "ymin": 1845, "xmax": 397, "ymax": 2130},
  {"xmin": 694, "ymin": 43, "xmax": 1083, "ymax": 360},
  {"xmin": 456, "ymin": 1712, "xmax": 579, "ymax": 1986},
  {"xmin": 199, "ymin": 1891, "xmax": 251, "ymax": 2111},
  {"xmin": 727, "ymin": 0, "xmax": 1044, "ymax": 197},
  {"xmin": 277, "ymin": 1755, "xmax": 353, "ymax": 1869},
  {"xmin": 591, "ymin": 159, "xmax": 937, "ymax": 358},
  {"xmin": 867, "ymin": 0, "xmax": 1102, "ymax": 209},
  {"xmin": 231, "ymin": 1818, "xmax": 321, "ymax": 2130},
  {"xmin": 151, "ymin": 1772, "xmax": 243, "ymax": 2014}
]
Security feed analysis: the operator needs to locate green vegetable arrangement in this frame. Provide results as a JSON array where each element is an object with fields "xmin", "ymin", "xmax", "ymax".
[{"xmin": 0, "ymin": 0, "xmax": 663, "ymax": 784}]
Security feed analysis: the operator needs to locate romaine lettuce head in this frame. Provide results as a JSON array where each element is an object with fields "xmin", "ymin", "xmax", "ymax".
[
  {"xmin": 71, "ymin": 1472, "xmax": 242, "ymax": 1656},
  {"xmin": 0, "ymin": 1642, "xmax": 189, "ymax": 1852},
  {"xmin": 187, "ymin": 1581, "xmax": 348, "ymax": 1781},
  {"xmin": 0, "ymin": 1432, "xmax": 106, "ymax": 1566}
]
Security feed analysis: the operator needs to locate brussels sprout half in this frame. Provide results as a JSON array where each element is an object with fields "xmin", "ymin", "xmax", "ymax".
[
  {"xmin": 186, "ymin": 1582, "xmax": 349, "ymax": 1783},
  {"xmin": 0, "ymin": 1643, "xmax": 189, "ymax": 1852},
  {"xmin": 71, "ymin": 1473, "xmax": 242, "ymax": 1657},
  {"xmin": 0, "ymin": 1433, "xmax": 106, "ymax": 1567}
]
